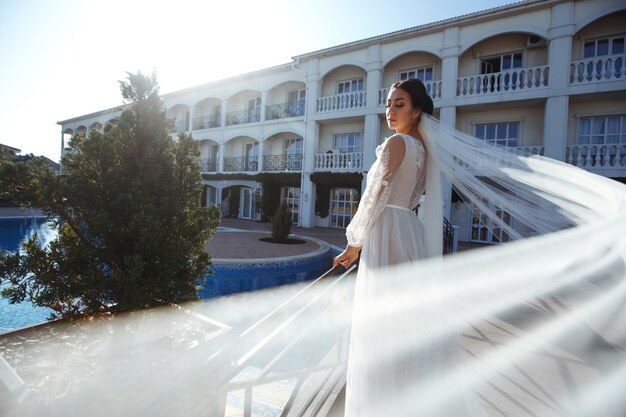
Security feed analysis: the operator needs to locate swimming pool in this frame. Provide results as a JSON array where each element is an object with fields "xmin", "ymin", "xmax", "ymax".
[{"xmin": 0, "ymin": 218, "xmax": 337, "ymax": 333}]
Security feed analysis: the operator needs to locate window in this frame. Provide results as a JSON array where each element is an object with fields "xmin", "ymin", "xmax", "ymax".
[
  {"xmin": 284, "ymin": 138, "xmax": 303, "ymax": 155},
  {"xmin": 481, "ymin": 52, "xmax": 523, "ymax": 74},
  {"xmin": 475, "ymin": 122, "xmax": 519, "ymax": 147},
  {"xmin": 577, "ymin": 115, "xmax": 626, "ymax": 145},
  {"xmin": 281, "ymin": 187, "xmax": 301, "ymax": 224},
  {"xmin": 469, "ymin": 201, "xmax": 511, "ymax": 244},
  {"xmin": 584, "ymin": 36, "xmax": 625, "ymax": 58},
  {"xmin": 247, "ymin": 97, "xmax": 261, "ymax": 122},
  {"xmin": 287, "ymin": 89, "xmax": 306, "ymax": 102},
  {"xmin": 337, "ymin": 78, "xmax": 364, "ymax": 94},
  {"xmin": 333, "ymin": 133, "xmax": 362, "ymax": 153},
  {"xmin": 330, "ymin": 188, "xmax": 359, "ymax": 228},
  {"xmin": 287, "ymin": 90, "xmax": 306, "ymax": 116},
  {"xmin": 284, "ymin": 138, "xmax": 302, "ymax": 170},
  {"xmin": 399, "ymin": 67, "xmax": 434, "ymax": 82},
  {"xmin": 245, "ymin": 142, "xmax": 259, "ymax": 171}
]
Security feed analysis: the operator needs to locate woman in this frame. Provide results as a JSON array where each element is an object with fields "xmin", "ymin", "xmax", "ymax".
[
  {"xmin": 333, "ymin": 79, "xmax": 468, "ymax": 416},
  {"xmin": 333, "ymin": 78, "xmax": 431, "ymax": 273}
]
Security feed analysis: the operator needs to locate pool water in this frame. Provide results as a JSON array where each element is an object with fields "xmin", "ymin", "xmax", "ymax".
[
  {"xmin": 0, "ymin": 218, "xmax": 337, "ymax": 333},
  {"xmin": 0, "ymin": 217, "xmax": 57, "ymax": 332}
]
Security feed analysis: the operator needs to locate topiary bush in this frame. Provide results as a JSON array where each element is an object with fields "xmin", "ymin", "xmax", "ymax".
[{"xmin": 271, "ymin": 203, "xmax": 292, "ymax": 243}]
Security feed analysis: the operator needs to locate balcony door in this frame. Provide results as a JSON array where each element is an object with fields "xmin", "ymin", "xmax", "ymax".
[
  {"xmin": 240, "ymin": 187, "xmax": 255, "ymax": 219},
  {"xmin": 480, "ymin": 52, "xmax": 522, "ymax": 91},
  {"xmin": 245, "ymin": 142, "xmax": 259, "ymax": 171},
  {"xmin": 247, "ymin": 97, "xmax": 261, "ymax": 122}
]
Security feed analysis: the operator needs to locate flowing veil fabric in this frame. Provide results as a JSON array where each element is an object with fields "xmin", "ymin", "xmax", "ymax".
[{"xmin": 345, "ymin": 114, "xmax": 626, "ymax": 416}]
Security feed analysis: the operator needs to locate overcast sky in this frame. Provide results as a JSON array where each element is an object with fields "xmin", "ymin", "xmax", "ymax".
[{"xmin": 0, "ymin": 0, "xmax": 515, "ymax": 161}]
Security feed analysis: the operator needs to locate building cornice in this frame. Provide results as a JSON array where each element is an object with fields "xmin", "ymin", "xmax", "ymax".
[{"xmin": 292, "ymin": 0, "xmax": 560, "ymax": 61}]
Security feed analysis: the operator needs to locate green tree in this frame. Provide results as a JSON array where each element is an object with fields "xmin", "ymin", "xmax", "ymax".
[{"xmin": 0, "ymin": 71, "xmax": 220, "ymax": 318}]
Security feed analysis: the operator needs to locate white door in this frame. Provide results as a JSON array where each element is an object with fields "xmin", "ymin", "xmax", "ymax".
[{"xmin": 240, "ymin": 188, "xmax": 254, "ymax": 219}]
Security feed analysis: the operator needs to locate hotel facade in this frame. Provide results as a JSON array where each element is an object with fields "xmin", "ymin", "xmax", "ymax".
[{"xmin": 58, "ymin": 0, "xmax": 626, "ymax": 247}]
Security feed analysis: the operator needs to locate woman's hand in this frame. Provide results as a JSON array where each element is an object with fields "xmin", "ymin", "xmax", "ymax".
[{"xmin": 333, "ymin": 245, "xmax": 361, "ymax": 269}]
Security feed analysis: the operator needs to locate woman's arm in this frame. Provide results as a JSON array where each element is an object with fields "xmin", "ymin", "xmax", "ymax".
[{"xmin": 336, "ymin": 135, "xmax": 406, "ymax": 268}]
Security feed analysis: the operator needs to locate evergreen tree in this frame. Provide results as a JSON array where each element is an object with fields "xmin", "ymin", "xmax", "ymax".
[{"xmin": 0, "ymin": 71, "xmax": 220, "ymax": 318}]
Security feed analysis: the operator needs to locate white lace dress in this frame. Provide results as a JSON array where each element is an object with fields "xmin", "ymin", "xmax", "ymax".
[{"xmin": 344, "ymin": 133, "xmax": 429, "ymax": 415}]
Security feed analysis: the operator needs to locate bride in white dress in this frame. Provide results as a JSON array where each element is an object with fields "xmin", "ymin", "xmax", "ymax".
[{"xmin": 334, "ymin": 79, "xmax": 472, "ymax": 416}]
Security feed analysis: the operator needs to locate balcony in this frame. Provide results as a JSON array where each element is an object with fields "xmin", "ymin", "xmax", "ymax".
[
  {"xmin": 199, "ymin": 158, "xmax": 218, "ymax": 173},
  {"xmin": 226, "ymin": 108, "xmax": 261, "ymax": 126},
  {"xmin": 263, "ymin": 154, "xmax": 303, "ymax": 171},
  {"xmin": 193, "ymin": 114, "xmax": 221, "ymax": 130},
  {"xmin": 223, "ymin": 156, "xmax": 259, "ymax": 172},
  {"xmin": 566, "ymin": 144, "xmax": 626, "ymax": 176},
  {"xmin": 508, "ymin": 145, "xmax": 545, "ymax": 157},
  {"xmin": 317, "ymin": 92, "xmax": 366, "ymax": 113},
  {"xmin": 456, "ymin": 65, "xmax": 549, "ymax": 97},
  {"xmin": 314, "ymin": 152, "xmax": 363, "ymax": 171},
  {"xmin": 378, "ymin": 80, "xmax": 442, "ymax": 106},
  {"xmin": 570, "ymin": 55, "xmax": 625, "ymax": 84},
  {"xmin": 265, "ymin": 100, "xmax": 305, "ymax": 120},
  {"xmin": 172, "ymin": 119, "xmax": 189, "ymax": 133}
]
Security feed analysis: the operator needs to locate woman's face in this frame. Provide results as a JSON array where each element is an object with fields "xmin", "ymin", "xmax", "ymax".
[{"xmin": 386, "ymin": 87, "xmax": 420, "ymax": 134}]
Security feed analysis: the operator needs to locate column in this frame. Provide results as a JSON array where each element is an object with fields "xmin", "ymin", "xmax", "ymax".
[
  {"xmin": 543, "ymin": 2, "xmax": 575, "ymax": 161},
  {"xmin": 257, "ymin": 140, "xmax": 264, "ymax": 172},
  {"xmin": 220, "ymin": 100, "xmax": 227, "ymax": 127},
  {"xmin": 300, "ymin": 60, "xmax": 320, "ymax": 228},
  {"xmin": 440, "ymin": 27, "xmax": 460, "ymax": 103},
  {"xmin": 218, "ymin": 143, "xmax": 225, "ymax": 172},
  {"xmin": 439, "ymin": 107, "xmax": 456, "ymax": 220},
  {"xmin": 543, "ymin": 96, "xmax": 569, "ymax": 161},
  {"xmin": 60, "ymin": 131, "xmax": 66, "ymax": 174},
  {"xmin": 363, "ymin": 114, "xmax": 380, "ymax": 174},
  {"xmin": 260, "ymin": 91, "xmax": 268, "ymax": 122},
  {"xmin": 188, "ymin": 103, "xmax": 194, "ymax": 132}
]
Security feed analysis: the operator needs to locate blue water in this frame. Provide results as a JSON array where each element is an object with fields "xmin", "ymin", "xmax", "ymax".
[
  {"xmin": 0, "ymin": 218, "xmax": 336, "ymax": 333},
  {"xmin": 0, "ymin": 217, "xmax": 57, "ymax": 332}
]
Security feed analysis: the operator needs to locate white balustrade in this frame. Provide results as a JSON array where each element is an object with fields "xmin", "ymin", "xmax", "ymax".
[
  {"xmin": 509, "ymin": 145, "xmax": 545, "ymax": 157},
  {"xmin": 378, "ymin": 80, "xmax": 442, "ymax": 106},
  {"xmin": 570, "ymin": 55, "xmax": 626, "ymax": 84},
  {"xmin": 314, "ymin": 152, "xmax": 363, "ymax": 171},
  {"xmin": 316, "ymin": 91, "xmax": 366, "ymax": 113},
  {"xmin": 566, "ymin": 144, "xmax": 626, "ymax": 170},
  {"xmin": 456, "ymin": 66, "xmax": 549, "ymax": 97}
]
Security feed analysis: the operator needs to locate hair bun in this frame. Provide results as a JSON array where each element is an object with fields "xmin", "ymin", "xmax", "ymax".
[{"xmin": 392, "ymin": 79, "xmax": 434, "ymax": 115}]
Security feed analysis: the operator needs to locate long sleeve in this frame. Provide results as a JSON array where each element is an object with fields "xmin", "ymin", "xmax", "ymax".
[{"xmin": 346, "ymin": 135, "xmax": 406, "ymax": 247}]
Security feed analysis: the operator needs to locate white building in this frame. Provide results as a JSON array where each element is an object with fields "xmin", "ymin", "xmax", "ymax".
[{"xmin": 58, "ymin": 0, "xmax": 626, "ymax": 247}]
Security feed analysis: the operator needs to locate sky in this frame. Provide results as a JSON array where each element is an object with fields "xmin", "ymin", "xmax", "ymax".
[{"xmin": 0, "ymin": 0, "xmax": 515, "ymax": 162}]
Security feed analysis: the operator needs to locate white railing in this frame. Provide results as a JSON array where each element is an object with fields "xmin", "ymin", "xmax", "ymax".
[
  {"xmin": 509, "ymin": 145, "xmax": 545, "ymax": 157},
  {"xmin": 566, "ymin": 144, "xmax": 626, "ymax": 171},
  {"xmin": 570, "ymin": 55, "xmax": 626, "ymax": 84},
  {"xmin": 456, "ymin": 65, "xmax": 549, "ymax": 97},
  {"xmin": 314, "ymin": 152, "xmax": 363, "ymax": 171},
  {"xmin": 378, "ymin": 80, "xmax": 442, "ymax": 106},
  {"xmin": 317, "ymin": 91, "xmax": 366, "ymax": 113}
]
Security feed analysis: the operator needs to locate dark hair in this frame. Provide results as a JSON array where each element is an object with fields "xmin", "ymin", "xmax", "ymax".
[{"xmin": 391, "ymin": 79, "xmax": 434, "ymax": 115}]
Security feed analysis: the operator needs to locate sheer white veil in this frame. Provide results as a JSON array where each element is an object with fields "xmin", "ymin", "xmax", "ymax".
[{"xmin": 346, "ymin": 113, "xmax": 626, "ymax": 416}]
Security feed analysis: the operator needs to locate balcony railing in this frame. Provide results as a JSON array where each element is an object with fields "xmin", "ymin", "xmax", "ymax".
[
  {"xmin": 265, "ymin": 100, "xmax": 305, "ymax": 120},
  {"xmin": 226, "ymin": 108, "xmax": 261, "ymax": 126},
  {"xmin": 508, "ymin": 145, "xmax": 545, "ymax": 157},
  {"xmin": 314, "ymin": 152, "xmax": 363, "ymax": 171},
  {"xmin": 378, "ymin": 80, "xmax": 442, "ymax": 106},
  {"xmin": 570, "ymin": 55, "xmax": 625, "ymax": 84},
  {"xmin": 317, "ymin": 91, "xmax": 366, "ymax": 113},
  {"xmin": 199, "ymin": 158, "xmax": 218, "ymax": 173},
  {"xmin": 566, "ymin": 144, "xmax": 626, "ymax": 172},
  {"xmin": 193, "ymin": 114, "xmax": 221, "ymax": 130},
  {"xmin": 172, "ymin": 119, "xmax": 189, "ymax": 133},
  {"xmin": 263, "ymin": 154, "xmax": 303, "ymax": 171},
  {"xmin": 223, "ymin": 156, "xmax": 259, "ymax": 172},
  {"xmin": 456, "ymin": 65, "xmax": 549, "ymax": 97}
]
